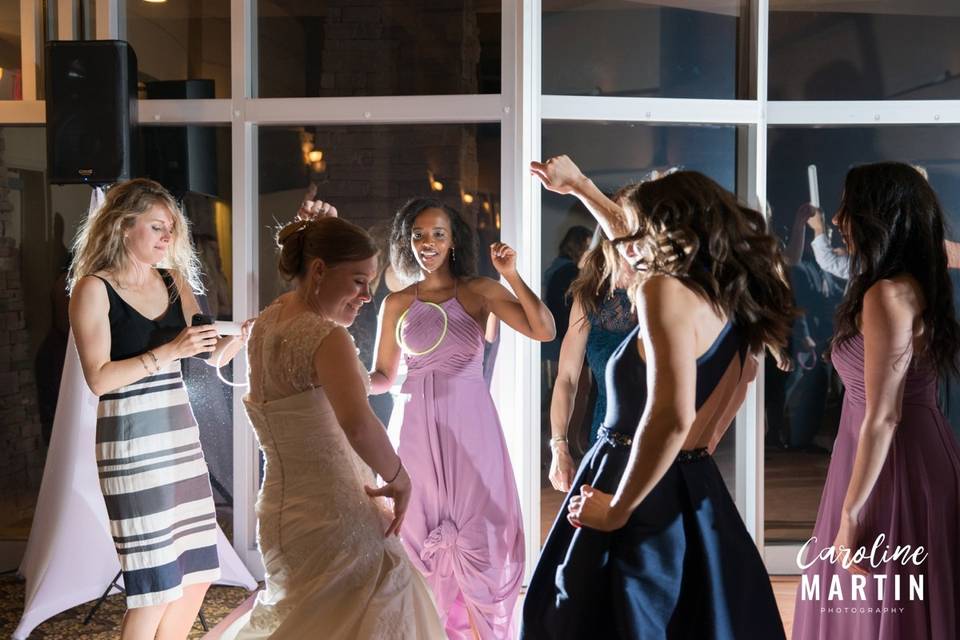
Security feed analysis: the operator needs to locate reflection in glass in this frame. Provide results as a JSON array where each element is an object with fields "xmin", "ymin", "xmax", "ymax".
[
  {"xmin": 538, "ymin": 121, "xmax": 739, "ymax": 545},
  {"xmin": 0, "ymin": 128, "xmax": 86, "ymax": 541},
  {"xmin": 770, "ymin": 1, "xmax": 960, "ymax": 100},
  {"xmin": 257, "ymin": 1, "xmax": 501, "ymax": 98},
  {"xmin": 542, "ymin": 0, "xmax": 747, "ymax": 99},
  {"xmin": 257, "ymin": 123, "xmax": 501, "ymax": 425},
  {"xmin": 125, "ymin": 0, "xmax": 231, "ymax": 99},
  {"xmin": 765, "ymin": 125, "xmax": 960, "ymax": 543},
  {"xmin": 141, "ymin": 124, "xmax": 236, "ymax": 538}
]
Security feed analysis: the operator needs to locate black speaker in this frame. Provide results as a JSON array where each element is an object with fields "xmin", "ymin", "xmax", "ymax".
[
  {"xmin": 45, "ymin": 40, "xmax": 139, "ymax": 185},
  {"xmin": 142, "ymin": 79, "xmax": 217, "ymax": 197}
]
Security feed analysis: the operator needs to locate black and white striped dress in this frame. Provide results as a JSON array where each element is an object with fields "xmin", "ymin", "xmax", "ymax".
[{"xmin": 92, "ymin": 269, "xmax": 220, "ymax": 608}]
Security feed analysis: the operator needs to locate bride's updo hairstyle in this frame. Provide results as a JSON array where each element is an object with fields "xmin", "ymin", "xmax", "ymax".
[{"xmin": 276, "ymin": 217, "xmax": 378, "ymax": 281}]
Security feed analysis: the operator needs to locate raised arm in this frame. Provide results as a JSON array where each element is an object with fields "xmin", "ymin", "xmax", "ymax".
[
  {"xmin": 531, "ymin": 155, "xmax": 634, "ymax": 242},
  {"xmin": 833, "ymin": 278, "xmax": 917, "ymax": 569},
  {"xmin": 315, "ymin": 326, "xmax": 410, "ymax": 536},
  {"xmin": 568, "ymin": 275, "xmax": 698, "ymax": 531},
  {"xmin": 548, "ymin": 297, "xmax": 590, "ymax": 492},
  {"xmin": 369, "ymin": 292, "xmax": 406, "ymax": 394},
  {"xmin": 474, "ymin": 242, "xmax": 555, "ymax": 342},
  {"xmin": 70, "ymin": 276, "xmax": 217, "ymax": 396}
]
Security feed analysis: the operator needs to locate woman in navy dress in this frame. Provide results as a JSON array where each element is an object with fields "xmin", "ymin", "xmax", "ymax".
[{"xmin": 525, "ymin": 156, "xmax": 795, "ymax": 639}]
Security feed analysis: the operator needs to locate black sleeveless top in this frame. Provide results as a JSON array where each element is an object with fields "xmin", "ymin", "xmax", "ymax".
[
  {"xmin": 601, "ymin": 321, "xmax": 747, "ymax": 436},
  {"xmin": 93, "ymin": 269, "xmax": 187, "ymax": 361}
]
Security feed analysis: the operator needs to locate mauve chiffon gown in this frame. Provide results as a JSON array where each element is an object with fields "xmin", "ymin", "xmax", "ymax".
[
  {"xmin": 389, "ymin": 290, "xmax": 524, "ymax": 639},
  {"xmin": 792, "ymin": 333, "xmax": 960, "ymax": 639}
]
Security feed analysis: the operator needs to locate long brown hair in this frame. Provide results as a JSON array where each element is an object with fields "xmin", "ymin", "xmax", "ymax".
[
  {"xmin": 568, "ymin": 230, "xmax": 624, "ymax": 321},
  {"xmin": 833, "ymin": 162, "xmax": 960, "ymax": 378},
  {"xmin": 617, "ymin": 171, "xmax": 797, "ymax": 355},
  {"xmin": 276, "ymin": 217, "xmax": 378, "ymax": 281}
]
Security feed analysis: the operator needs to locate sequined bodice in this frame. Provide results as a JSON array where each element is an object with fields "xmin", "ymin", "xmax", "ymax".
[
  {"xmin": 586, "ymin": 289, "xmax": 637, "ymax": 430},
  {"xmin": 399, "ymin": 295, "xmax": 485, "ymax": 381}
]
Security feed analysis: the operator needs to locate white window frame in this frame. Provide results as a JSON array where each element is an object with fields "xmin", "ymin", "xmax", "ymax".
[{"xmin": 5, "ymin": 0, "xmax": 956, "ymax": 579}]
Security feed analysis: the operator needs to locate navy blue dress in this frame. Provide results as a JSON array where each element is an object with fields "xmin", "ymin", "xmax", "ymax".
[
  {"xmin": 585, "ymin": 289, "xmax": 635, "ymax": 444},
  {"xmin": 522, "ymin": 323, "xmax": 786, "ymax": 640}
]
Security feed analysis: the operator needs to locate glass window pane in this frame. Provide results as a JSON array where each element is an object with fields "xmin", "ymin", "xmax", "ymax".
[
  {"xmin": 542, "ymin": 1, "xmax": 747, "ymax": 99},
  {"xmin": 765, "ymin": 125, "xmax": 960, "ymax": 544},
  {"xmin": 257, "ymin": 123, "xmax": 501, "ymax": 411},
  {"xmin": 769, "ymin": 2, "xmax": 960, "ymax": 100},
  {"xmin": 0, "ymin": 1, "xmax": 22, "ymax": 99},
  {"xmin": 142, "ymin": 124, "xmax": 236, "ymax": 539},
  {"xmin": 125, "ymin": 0, "xmax": 231, "ymax": 99},
  {"xmin": 539, "ymin": 121, "xmax": 740, "ymax": 545},
  {"xmin": 0, "ymin": 127, "xmax": 57, "ymax": 542},
  {"xmin": 256, "ymin": 2, "xmax": 501, "ymax": 98}
]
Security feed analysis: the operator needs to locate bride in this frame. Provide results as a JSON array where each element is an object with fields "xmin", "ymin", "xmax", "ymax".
[{"xmin": 220, "ymin": 214, "xmax": 443, "ymax": 638}]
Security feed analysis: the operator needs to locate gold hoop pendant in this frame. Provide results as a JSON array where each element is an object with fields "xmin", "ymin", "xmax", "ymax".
[{"xmin": 395, "ymin": 301, "xmax": 449, "ymax": 356}]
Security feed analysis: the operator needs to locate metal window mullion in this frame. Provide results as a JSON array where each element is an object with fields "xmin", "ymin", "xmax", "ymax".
[
  {"xmin": 55, "ymin": 0, "xmax": 75, "ymax": 40},
  {"xmin": 229, "ymin": 0, "xmax": 263, "ymax": 575},
  {"xmin": 95, "ymin": 0, "xmax": 119, "ymax": 40},
  {"xmin": 501, "ymin": 0, "xmax": 542, "ymax": 583},
  {"xmin": 20, "ymin": 0, "xmax": 42, "ymax": 101},
  {"xmin": 541, "ymin": 95, "xmax": 762, "ymax": 125},
  {"xmin": 138, "ymin": 99, "xmax": 233, "ymax": 124},
  {"xmin": 243, "ymin": 95, "xmax": 502, "ymax": 125},
  {"xmin": 768, "ymin": 100, "xmax": 960, "ymax": 125}
]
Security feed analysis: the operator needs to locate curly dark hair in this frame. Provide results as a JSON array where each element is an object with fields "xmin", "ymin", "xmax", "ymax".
[
  {"xmin": 833, "ymin": 162, "xmax": 960, "ymax": 379},
  {"xmin": 616, "ymin": 171, "xmax": 798, "ymax": 355},
  {"xmin": 389, "ymin": 197, "xmax": 478, "ymax": 281}
]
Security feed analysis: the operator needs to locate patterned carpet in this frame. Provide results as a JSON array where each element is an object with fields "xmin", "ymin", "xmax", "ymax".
[{"xmin": 0, "ymin": 572, "xmax": 254, "ymax": 639}]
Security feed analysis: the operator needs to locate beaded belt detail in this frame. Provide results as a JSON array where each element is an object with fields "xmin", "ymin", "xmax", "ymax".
[
  {"xmin": 598, "ymin": 427, "xmax": 710, "ymax": 463},
  {"xmin": 598, "ymin": 427, "xmax": 633, "ymax": 447}
]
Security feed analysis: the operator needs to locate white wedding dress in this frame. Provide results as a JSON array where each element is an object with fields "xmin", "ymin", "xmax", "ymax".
[{"xmin": 220, "ymin": 304, "xmax": 444, "ymax": 639}]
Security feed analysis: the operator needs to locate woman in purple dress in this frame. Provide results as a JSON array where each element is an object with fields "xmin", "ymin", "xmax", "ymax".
[
  {"xmin": 793, "ymin": 162, "xmax": 960, "ymax": 639},
  {"xmin": 370, "ymin": 198, "xmax": 555, "ymax": 639}
]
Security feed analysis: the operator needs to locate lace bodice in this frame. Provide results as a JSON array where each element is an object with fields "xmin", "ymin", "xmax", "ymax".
[
  {"xmin": 246, "ymin": 304, "xmax": 355, "ymax": 403},
  {"xmin": 230, "ymin": 301, "xmax": 444, "ymax": 639}
]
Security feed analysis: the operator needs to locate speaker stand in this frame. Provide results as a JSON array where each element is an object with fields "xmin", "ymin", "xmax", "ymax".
[{"xmin": 83, "ymin": 570, "xmax": 209, "ymax": 631}]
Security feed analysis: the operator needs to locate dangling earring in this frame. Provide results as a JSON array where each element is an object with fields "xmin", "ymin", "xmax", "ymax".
[{"xmin": 451, "ymin": 247, "xmax": 456, "ymax": 263}]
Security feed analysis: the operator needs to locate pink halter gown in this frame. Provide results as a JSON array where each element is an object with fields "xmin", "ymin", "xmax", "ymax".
[{"xmin": 390, "ymin": 287, "xmax": 524, "ymax": 639}]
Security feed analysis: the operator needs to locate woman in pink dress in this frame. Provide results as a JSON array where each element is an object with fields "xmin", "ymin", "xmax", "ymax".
[
  {"xmin": 370, "ymin": 197, "xmax": 555, "ymax": 639},
  {"xmin": 792, "ymin": 162, "xmax": 960, "ymax": 639}
]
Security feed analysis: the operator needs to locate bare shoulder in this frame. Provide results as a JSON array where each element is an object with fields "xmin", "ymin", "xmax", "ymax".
[
  {"xmin": 864, "ymin": 276, "xmax": 924, "ymax": 321},
  {"xmin": 463, "ymin": 276, "xmax": 501, "ymax": 296},
  {"xmin": 382, "ymin": 288, "xmax": 416, "ymax": 317},
  {"xmin": 635, "ymin": 275, "xmax": 698, "ymax": 318},
  {"xmin": 72, "ymin": 274, "xmax": 109, "ymax": 301}
]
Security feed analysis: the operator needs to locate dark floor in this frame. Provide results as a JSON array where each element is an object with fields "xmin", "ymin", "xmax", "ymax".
[{"xmin": 0, "ymin": 573, "xmax": 251, "ymax": 639}]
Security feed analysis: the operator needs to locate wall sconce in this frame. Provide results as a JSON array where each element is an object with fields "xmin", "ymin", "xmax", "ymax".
[
  {"xmin": 427, "ymin": 170, "xmax": 443, "ymax": 192},
  {"xmin": 462, "ymin": 192, "xmax": 474, "ymax": 204}
]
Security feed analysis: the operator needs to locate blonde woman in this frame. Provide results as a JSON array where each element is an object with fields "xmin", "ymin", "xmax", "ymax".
[{"xmin": 68, "ymin": 178, "xmax": 244, "ymax": 640}]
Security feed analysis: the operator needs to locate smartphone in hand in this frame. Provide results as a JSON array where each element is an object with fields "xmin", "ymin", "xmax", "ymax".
[{"xmin": 191, "ymin": 313, "xmax": 215, "ymax": 360}]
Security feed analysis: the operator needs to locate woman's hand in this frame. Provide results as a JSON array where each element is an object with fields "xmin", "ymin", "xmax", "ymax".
[
  {"xmin": 567, "ymin": 484, "xmax": 630, "ymax": 532},
  {"xmin": 240, "ymin": 317, "xmax": 256, "ymax": 344},
  {"xmin": 549, "ymin": 443, "xmax": 576, "ymax": 493},
  {"xmin": 296, "ymin": 183, "xmax": 338, "ymax": 221},
  {"xmin": 832, "ymin": 509, "xmax": 869, "ymax": 576},
  {"xmin": 365, "ymin": 466, "xmax": 411, "ymax": 537},
  {"xmin": 490, "ymin": 242, "xmax": 518, "ymax": 277},
  {"xmin": 168, "ymin": 325, "xmax": 219, "ymax": 359},
  {"xmin": 530, "ymin": 155, "xmax": 588, "ymax": 195}
]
